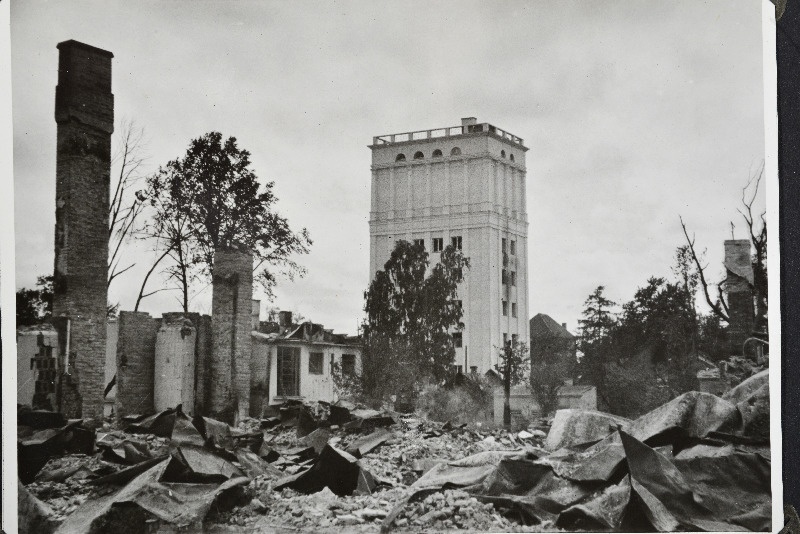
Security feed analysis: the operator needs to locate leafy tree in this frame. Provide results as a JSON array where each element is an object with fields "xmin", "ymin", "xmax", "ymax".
[
  {"xmin": 496, "ymin": 340, "xmax": 530, "ymax": 427},
  {"xmin": 142, "ymin": 132, "xmax": 311, "ymax": 309},
  {"xmin": 360, "ymin": 240, "xmax": 469, "ymax": 403},
  {"xmin": 530, "ymin": 355, "xmax": 572, "ymax": 417},
  {"xmin": 576, "ymin": 286, "xmax": 617, "ymax": 391},
  {"xmin": 16, "ymin": 276, "xmax": 53, "ymax": 327}
]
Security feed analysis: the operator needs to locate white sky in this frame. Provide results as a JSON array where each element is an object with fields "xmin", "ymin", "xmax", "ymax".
[{"xmin": 11, "ymin": 0, "xmax": 766, "ymax": 335}]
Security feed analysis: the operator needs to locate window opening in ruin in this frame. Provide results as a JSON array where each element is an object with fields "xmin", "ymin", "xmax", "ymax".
[
  {"xmin": 510, "ymin": 154, "xmax": 515, "ymax": 162},
  {"xmin": 501, "ymin": 150, "xmax": 506, "ymax": 158},
  {"xmin": 510, "ymin": 240, "xmax": 516, "ymax": 255},
  {"xmin": 451, "ymin": 235, "xmax": 462, "ymax": 250},
  {"xmin": 432, "ymin": 149, "xmax": 443, "ymax": 157},
  {"xmin": 277, "ymin": 346, "xmax": 300, "ymax": 397},
  {"xmin": 451, "ymin": 147, "xmax": 461, "ymax": 156},
  {"xmin": 414, "ymin": 238, "xmax": 425, "ymax": 249},
  {"xmin": 512, "ymin": 303, "xmax": 517, "ymax": 318},
  {"xmin": 502, "ymin": 269, "xmax": 508, "ymax": 285},
  {"xmin": 450, "ymin": 365, "xmax": 463, "ymax": 374},
  {"xmin": 342, "ymin": 354, "xmax": 356, "ymax": 376},
  {"xmin": 396, "ymin": 153, "xmax": 406, "ymax": 161},
  {"xmin": 432, "ymin": 237, "xmax": 444, "ymax": 252},
  {"xmin": 453, "ymin": 332, "xmax": 463, "ymax": 348},
  {"xmin": 503, "ymin": 333, "xmax": 508, "ymax": 345},
  {"xmin": 413, "ymin": 151, "xmax": 424, "ymax": 159},
  {"xmin": 502, "ymin": 238, "xmax": 507, "ymax": 252},
  {"xmin": 510, "ymin": 271, "xmax": 517, "ymax": 286},
  {"xmin": 502, "ymin": 300, "xmax": 508, "ymax": 316},
  {"xmin": 512, "ymin": 334, "xmax": 518, "ymax": 344},
  {"xmin": 309, "ymin": 352, "xmax": 324, "ymax": 375}
]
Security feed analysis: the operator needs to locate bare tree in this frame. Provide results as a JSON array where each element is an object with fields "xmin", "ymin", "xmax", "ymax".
[
  {"xmin": 738, "ymin": 164, "xmax": 768, "ymax": 331},
  {"xmin": 679, "ymin": 163, "xmax": 768, "ymax": 329},
  {"xmin": 679, "ymin": 217, "xmax": 730, "ymax": 323},
  {"xmin": 108, "ymin": 119, "xmax": 148, "ymax": 289}
]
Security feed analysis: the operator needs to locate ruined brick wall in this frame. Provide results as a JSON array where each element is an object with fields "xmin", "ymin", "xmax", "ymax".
[
  {"xmin": 193, "ymin": 314, "xmax": 213, "ymax": 415},
  {"xmin": 210, "ymin": 249, "xmax": 253, "ymax": 423},
  {"xmin": 724, "ymin": 239, "xmax": 755, "ymax": 354},
  {"xmin": 115, "ymin": 311, "xmax": 158, "ymax": 418},
  {"xmin": 52, "ymin": 40, "xmax": 114, "ymax": 419},
  {"xmin": 154, "ymin": 313, "xmax": 197, "ymax": 413},
  {"xmin": 250, "ymin": 340, "xmax": 270, "ymax": 418}
]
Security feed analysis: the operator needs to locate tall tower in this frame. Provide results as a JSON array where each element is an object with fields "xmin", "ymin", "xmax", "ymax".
[{"xmin": 368, "ymin": 117, "xmax": 529, "ymax": 373}]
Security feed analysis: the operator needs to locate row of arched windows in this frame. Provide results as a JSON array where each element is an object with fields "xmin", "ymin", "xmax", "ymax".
[
  {"xmin": 395, "ymin": 147, "xmax": 514, "ymax": 162},
  {"xmin": 396, "ymin": 147, "xmax": 461, "ymax": 161}
]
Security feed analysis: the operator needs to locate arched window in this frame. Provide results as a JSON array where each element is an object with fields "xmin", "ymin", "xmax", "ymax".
[
  {"xmin": 395, "ymin": 153, "xmax": 406, "ymax": 162},
  {"xmin": 450, "ymin": 147, "xmax": 461, "ymax": 156},
  {"xmin": 413, "ymin": 151, "xmax": 424, "ymax": 160},
  {"xmin": 510, "ymin": 154, "xmax": 515, "ymax": 162},
  {"xmin": 432, "ymin": 149, "xmax": 443, "ymax": 158},
  {"xmin": 501, "ymin": 150, "xmax": 506, "ymax": 158}
]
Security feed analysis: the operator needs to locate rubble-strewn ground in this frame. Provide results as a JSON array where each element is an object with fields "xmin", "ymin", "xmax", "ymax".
[
  {"xmin": 22, "ymin": 409, "xmax": 556, "ymax": 533},
  {"xmin": 203, "ymin": 418, "xmax": 552, "ymax": 532},
  {"xmin": 19, "ymin": 371, "xmax": 771, "ymax": 533}
]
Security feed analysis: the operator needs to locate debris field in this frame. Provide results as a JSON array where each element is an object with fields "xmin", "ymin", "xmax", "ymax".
[{"xmin": 18, "ymin": 369, "xmax": 771, "ymax": 533}]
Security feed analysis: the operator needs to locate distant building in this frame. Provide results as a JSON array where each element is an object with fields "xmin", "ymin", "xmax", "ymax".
[
  {"xmin": 368, "ymin": 117, "xmax": 530, "ymax": 373},
  {"xmin": 529, "ymin": 313, "xmax": 577, "ymax": 374},
  {"xmin": 250, "ymin": 311, "xmax": 362, "ymax": 416}
]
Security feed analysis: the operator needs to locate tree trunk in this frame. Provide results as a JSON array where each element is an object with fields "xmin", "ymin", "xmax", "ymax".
[{"xmin": 503, "ymin": 343, "xmax": 512, "ymax": 428}]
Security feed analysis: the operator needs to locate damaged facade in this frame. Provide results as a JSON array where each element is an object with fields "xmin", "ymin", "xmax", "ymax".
[{"xmin": 251, "ymin": 311, "xmax": 362, "ymax": 416}]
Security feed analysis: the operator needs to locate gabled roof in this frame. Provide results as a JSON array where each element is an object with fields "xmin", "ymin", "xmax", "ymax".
[{"xmin": 529, "ymin": 313, "xmax": 575, "ymax": 340}]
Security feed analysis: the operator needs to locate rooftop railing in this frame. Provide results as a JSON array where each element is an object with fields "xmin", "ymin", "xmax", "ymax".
[{"xmin": 373, "ymin": 122, "xmax": 524, "ymax": 147}]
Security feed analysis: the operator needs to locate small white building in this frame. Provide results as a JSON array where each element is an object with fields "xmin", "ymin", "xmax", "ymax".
[{"xmin": 250, "ymin": 312, "xmax": 361, "ymax": 417}]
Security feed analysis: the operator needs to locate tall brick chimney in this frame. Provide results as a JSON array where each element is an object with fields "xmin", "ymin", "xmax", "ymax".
[
  {"xmin": 724, "ymin": 239, "xmax": 755, "ymax": 355},
  {"xmin": 52, "ymin": 40, "xmax": 114, "ymax": 419}
]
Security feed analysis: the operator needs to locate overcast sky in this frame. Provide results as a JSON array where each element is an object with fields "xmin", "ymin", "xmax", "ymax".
[{"xmin": 11, "ymin": 0, "xmax": 766, "ymax": 335}]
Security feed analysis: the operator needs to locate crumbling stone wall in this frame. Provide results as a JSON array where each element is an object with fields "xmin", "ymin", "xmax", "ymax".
[
  {"xmin": 154, "ymin": 313, "xmax": 197, "ymax": 413},
  {"xmin": 724, "ymin": 239, "xmax": 755, "ymax": 355},
  {"xmin": 210, "ymin": 249, "xmax": 253, "ymax": 423},
  {"xmin": 115, "ymin": 311, "xmax": 158, "ymax": 418},
  {"xmin": 52, "ymin": 40, "xmax": 114, "ymax": 419}
]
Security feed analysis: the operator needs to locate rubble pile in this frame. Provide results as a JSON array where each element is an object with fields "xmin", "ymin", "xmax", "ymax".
[{"xmin": 17, "ymin": 373, "xmax": 771, "ymax": 533}]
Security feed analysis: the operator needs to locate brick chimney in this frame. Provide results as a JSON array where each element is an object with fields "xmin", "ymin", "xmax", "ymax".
[
  {"xmin": 278, "ymin": 311, "xmax": 293, "ymax": 328},
  {"xmin": 724, "ymin": 239, "xmax": 755, "ymax": 355}
]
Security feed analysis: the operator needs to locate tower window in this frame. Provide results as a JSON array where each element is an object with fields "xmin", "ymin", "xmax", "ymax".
[
  {"xmin": 432, "ymin": 149, "xmax": 443, "ymax": 157},
  {"xmin": 450, "ymin": 147, "xmax": 461, "ymax": 156},
  {"xmin": 452, "ymin": 332, "xmax": 463, "ymax": 348},
  {"xmin": 503, "ymin": 333, "xmax": 508, "ymax": 345},
  {"xmin": 501, "ymin": 150, "xmax": 506, "ymax": 158},
  {"xmin": 510, "ymin": 271, "xmax": 516, "ymax": 286},
  {"xmin": 432, "ymin": 237, "xmax": 444, "ymax": 252},
  {"xmin": 502, "ymin": 300, "xmax": 508, "ymax": 316},
  {"xmin": 414, "ymin": 238, "xmax": 425, "ymax": 249},
  {"xmin": 512, "ymin": 303, "xmax": 517, "ymax": 318},
  {"xmin": 396, "ymin": 153, "xmax": 406, "ymax": 162},
  {"xmin": 413, "ymin": 151, "xmax": 424, "ymax": 160},
  {"xmin": 502, "ymin": 238, "xmax": 507, "ymax": 253},
  {"xmin": 502, "ymin": 269, "xmax": 508, "ymax": 285},
  {"xmin": 451, "ymin": 235, "xmax": 462, "ymax": 250},
  {"xmin": 510, "ymin": 154, "xmax": 515, "ymax": 162},
  {"xmin": 510, "ymin": 240, "xmax": 516, "ymax": 255}
]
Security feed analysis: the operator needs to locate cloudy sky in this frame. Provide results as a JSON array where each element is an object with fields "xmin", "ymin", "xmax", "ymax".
[{"xmin": 11, "ymin": 0, "xmax": 766, "ymax": 335}]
